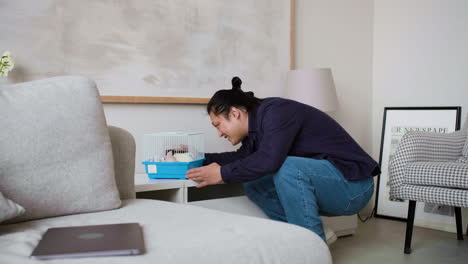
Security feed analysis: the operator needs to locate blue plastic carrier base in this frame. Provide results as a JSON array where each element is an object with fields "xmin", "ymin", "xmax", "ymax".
[{"xmin": 142, "ymin": 158, "xmax": 205, "ymax": 179}]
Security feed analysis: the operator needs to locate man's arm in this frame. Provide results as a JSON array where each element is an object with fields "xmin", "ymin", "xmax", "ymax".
[
  {"xmin": 187, "ymin": 139, "xmax": 252, "ymax": 188},
  {"xmin": 203, "ymin": 140, "xmax": 252, "ymax": 166}
]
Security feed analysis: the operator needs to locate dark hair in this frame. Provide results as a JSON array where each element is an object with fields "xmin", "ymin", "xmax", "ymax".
[{"xmin": 207, "ymin": 77, "xmax": 263, "ymax": 118}]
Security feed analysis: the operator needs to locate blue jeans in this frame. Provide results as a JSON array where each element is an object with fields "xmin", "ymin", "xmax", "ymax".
[{"xmin": 243, "ymin": 156, "xmax": 374, "ymax": 241}]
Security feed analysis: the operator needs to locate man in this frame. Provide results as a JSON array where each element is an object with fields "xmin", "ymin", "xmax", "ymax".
[{"xmin": 186, "ymin": 77, "xmax": 380, "ymax": 241}]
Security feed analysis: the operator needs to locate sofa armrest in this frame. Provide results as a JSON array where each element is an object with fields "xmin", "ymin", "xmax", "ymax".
[
  {"xmin": 389, "ymin": 130, "xmax": 467, "ymax": 199},
  {"xmin": 108, "ymin": 126, "xmax": 136, "ymax": 199}
]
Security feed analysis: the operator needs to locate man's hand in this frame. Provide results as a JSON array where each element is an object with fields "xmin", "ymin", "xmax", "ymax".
[{"xmin": 186, "ymin": 163, "xmax": 223, "ymax": 188}]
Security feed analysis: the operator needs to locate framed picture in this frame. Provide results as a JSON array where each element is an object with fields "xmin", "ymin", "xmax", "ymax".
[
  {"xmin": 0, "ymin": 0, "xmax": 294, "ymax": 104},
  {"xmin": 375, "ymin": 107, "xmax": 463, "ymax": 232}
]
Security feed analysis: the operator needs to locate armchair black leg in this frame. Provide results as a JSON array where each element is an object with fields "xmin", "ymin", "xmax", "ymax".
[
  {"xmin": 454, "ymin": 207, "xmax": 463, "ymax": 240},
  {"xmin": 404, "ymin": 200, "xmax": 417, "ymax": 254}
]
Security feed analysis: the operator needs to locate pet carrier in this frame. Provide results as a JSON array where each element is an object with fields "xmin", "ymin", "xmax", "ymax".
[{"xmin": 142, "ymin": 132, "xmax": 205, "ymax": 179}]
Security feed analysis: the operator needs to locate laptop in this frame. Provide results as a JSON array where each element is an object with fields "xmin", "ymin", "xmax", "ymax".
[{"xmin": 30, "ymin": 223, "xmax": 145, "ymax": 260}]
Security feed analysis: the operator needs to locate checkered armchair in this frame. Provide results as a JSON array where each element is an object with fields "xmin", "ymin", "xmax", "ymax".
[{"xmin": 389, "ymin": 116, "xmax": 468, "ymax": 254}]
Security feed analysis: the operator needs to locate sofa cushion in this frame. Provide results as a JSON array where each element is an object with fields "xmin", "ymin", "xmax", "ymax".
[
  {"xmin": 0, "ymin": 192, "xmax": 25, "ymax": 223},
  {"xmin": 0, "ymin": 199, "xmax": 331, "ymax": 264},
  {"xmin": 189, "ymin": 196, "xmax": 342, "ymax": 244},
  {"xmin": 404, "ymin": 161, "xmax": 468, "ymax": 189},
  {"xmin": 0, "ymin": 76, "xmax": 121, "ymax": 223}
]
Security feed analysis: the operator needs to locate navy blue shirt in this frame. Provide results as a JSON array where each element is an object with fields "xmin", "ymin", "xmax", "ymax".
[{"xmin": 204, "ymin": 98, "xmax": 380, "ymax": 183}]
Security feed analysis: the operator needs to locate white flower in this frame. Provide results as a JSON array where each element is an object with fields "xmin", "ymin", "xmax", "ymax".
[{"xmin": 0, "ymin": 51, "xmax": 15, "ymax": 77}]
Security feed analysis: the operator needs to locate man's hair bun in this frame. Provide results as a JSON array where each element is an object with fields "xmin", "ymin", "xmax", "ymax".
[
  {"xmin": 207, "ymin": 76, "xmax": 262, "ymax": 116},
  {"xmin": 232, "ymin": 76, "xmax": 242, "ymax": 91}
]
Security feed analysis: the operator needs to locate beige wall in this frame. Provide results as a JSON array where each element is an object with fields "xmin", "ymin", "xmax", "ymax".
[
  {"xmin": 295, "ymin": 0, "xmax": 374, "ymax": 215},
  {"xmin": 372, "ymin": 0, "xmax": 468, "ymax": 159},
  {"xmin": 295, "ymin": 0, "xmax": 374, "ymax": 152},
  {"xmin": 372, "ymin": 0, "xmax": 468, "ymax": 224}
]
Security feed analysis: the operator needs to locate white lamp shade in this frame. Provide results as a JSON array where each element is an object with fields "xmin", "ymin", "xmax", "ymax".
[{"xmin": 286, "ymin": 68, "xmax": 338, "ymax": 112}]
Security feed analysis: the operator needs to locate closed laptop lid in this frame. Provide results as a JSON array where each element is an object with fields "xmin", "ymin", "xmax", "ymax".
[{"xmin": 30, "ymin": 223, "xmax": 145, "ymax": 260}]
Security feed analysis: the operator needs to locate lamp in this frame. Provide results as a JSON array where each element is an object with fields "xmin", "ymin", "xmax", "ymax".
[{"xmin": 286, "ymin": 68, "xmax": 338, "ymax": 112}]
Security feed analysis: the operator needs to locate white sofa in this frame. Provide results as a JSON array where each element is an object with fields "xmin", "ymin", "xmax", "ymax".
[{"xmin": 0, "ymin": 76, "xmax": 331, "ymax": 264}]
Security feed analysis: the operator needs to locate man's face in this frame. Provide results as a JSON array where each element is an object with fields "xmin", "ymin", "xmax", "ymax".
[{"xmin": 209, "ymin": 108, "xmax": 247, "ymax": 146}]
